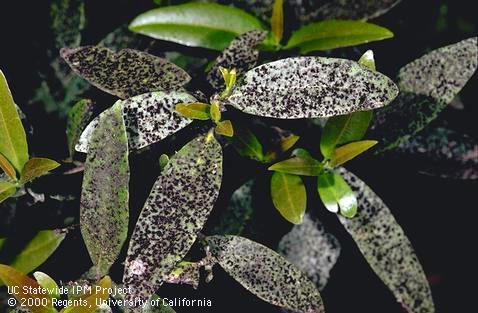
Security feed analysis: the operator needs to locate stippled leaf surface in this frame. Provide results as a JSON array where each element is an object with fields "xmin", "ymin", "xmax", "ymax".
[
  {"xmin": 330, "ymin": 140, "xmax": 377, "ymax": 167},
  {"xmin": 336, "ymin": 167, "xmax": 435, "ymax": 313},
  {"xmin": 123, "ymin": 134, "xmax": 222, "ymax": 302},
  {"xmin": 317, "ymin": 170, "xmax": 357, "ymax": 217},
  {"xmin": 66, "ymin": 99, "xmax": 94, "ymax": 158},
  {"xmin": 80, "ymin": 102, "xmax": 129, "ymax": 278},
  {"xmin": 0, "ymin": 70, "xmax": 28, "ymax": 174},
  {"xmin": 129, "ymin": 3, "xmax": 267, "ymax": 51},
  {"xmin": 206, "ymin": 235, "xmax": 325, "ymax": 313},
  {"xmin": 227, "ymin": 57, "xmax": 398, "ymax": 119},
  {"xmin": 20, "ymin": 158, "xmax": 60, "ymax": 185},
  {"xmin": 63, "ymin": 276, "xmax": 111, "ymax": 313},
  {"xmin": 60, "ymin": 46, "xmax": 191, "ymax": 99},
  {"xmin": 271, "ymin": 172, "xmax": 306, "ymax": 224},
  {"xmin": 371, "ymin": 38, "xmax": 478, "ymax": 150},
  {"xmin": 269, "ymin": 157, "xmax": 323, "ymax": 176},
  {"xmin": 77, "ymin": 91, "xmax": 197, "ymax": 152},
  {"xmin": 51, "ymin": 0, "xmax": 85, "ymax": 49},
  {"xmin": 394, "ymin": 127, "xmax": 478, "ymax": 180},
  {"xmin": 0, "ymin": 180, "xmax": 16, "ymax": 203},
  {"xmin": 286, "ymin": 20, "xmax": 393, "ymax": 53},
  {"xmin": 278, "ymin": 213, "xmax": 341, "ymax": 290},
  {"xmin": 207, "ymin": 30, "xmax": 267, "ymax": 90}
]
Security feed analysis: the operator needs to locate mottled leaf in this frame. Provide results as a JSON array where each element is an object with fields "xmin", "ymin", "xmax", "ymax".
[
  {"xmin": 63, "ymin": 276, "xmax": 112, "ymax": 313},
  {"xmin": 0, "ymin": 153, "xmax": 17, "ymax": 180},
  {"xmin": 269, "ymin": 157, "xmax": 323, "ymax": 176},
  {"xmin": 142, "ymin": 295, "xmax": 177, "ymax": 313},
  {"xmin": 207, "ymin": 30, "xmax": 267, "ymax": 90},
  {"xmin": 206, "ymin": 235, "xmax": 325, "ymax": 313},
  {"xmin": 0, "ymin": 180, "xmax": 16, "ymax": 203},
  {"xmin": 60, "ymin": 46, "xmax": 191, "ymax": 99},
  {"xmin": 123, "ymin": 133, "xmax": 223, "ymax": 302},
  {"xmin": 330, "ymin": 140, "xmax": 377, "ymax": 167},
  {"xmin": 0, "ymin": 70, "xmax": 28, "ymax": 174},
  {"xmin": 286, "ymin": 20, "xmax": 393, "ymax": 53},
  {"xmin": 317, "ymin": 171, "xmax": 357, "ymax": 217},
  {"xmin": 80, "ymin": 102, "xmax": 129, "ymax": 278},
  {"xmin": 129, "ymin": 3, "xmax": 267, "ymax": 51},
  {"xmin": 278, "ymin": 213, "xmax": 341, "ymax": 290},
  {"xmin": 175, "ymin": 102, "xmax": 210, "ymax": 120},
  {"xmin": 229, "ymin": 123, "xmax": 264, "ymax": 161},
  {"xmin": 320, "ymin": 110, "xmax": 373, "ymax": 158},
  {"xmin": 227, "ymin": 57, "xmax": 398, "ymax": 119},
  {"xmin": 77, "ymin": 91, "xmax": 197, "ymax": 152},
  {"xmin": 336, "ymin": 167, "xmax": 435, "ymax": 312},
  {"xmin": 33, "ymin": 272, "xmax": 60, "ymax": 299},
  {"xmin": 20, "ymin": 158, "xmax": 60, "ymax": 185},
  {"xmin": 51, "ymin": 0, "xmax": 85, "ymax": 49},
  {"xmin": 271, "ymin": 172, "xmax": 306, "ymax": 224},
  {"xmin": 66, "ymin": 99, "xmax": 94, "ymax": 158},
  {"xmin": 215, "ymin": 120, "xmax": 234, "ymax": 137},
  {"xmin": 271, "ymin": 0, "xmax": 284, "ymax": 44}
]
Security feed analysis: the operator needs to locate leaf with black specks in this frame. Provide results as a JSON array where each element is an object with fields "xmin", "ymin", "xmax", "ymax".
[
  {"xmin": 51, "ymin": 0, "xmax": 85, "ymax": 49},
  {"xmin": 66, "ymin": 99, "xmax": 94, "ymax": 158}
]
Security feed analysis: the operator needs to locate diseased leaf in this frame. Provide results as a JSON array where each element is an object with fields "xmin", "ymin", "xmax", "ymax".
[
  {"xmin": 0, "ymin": 180, "xmax": 16, "ymax": 203},
  {"xmin": 0, "ymin": 153, "xmax": 17, "ymax": 180},
  {"xmin": 60, "ymin": 46, "xmax": 191, "ymax": 99},
  {"xmin": 63, "ymin": 276, "xmax": 112, "ymax": 313},
  {"xmin": 51, "ymin": 0, "xmax": 85, "ymax": 49},
  {"xmin": 33, "ymin": 272, "xmax": 60, "ymax": 299},
  {"xmin": 330, "ymin": 140, "xmax": 377, "ymax": 167},
  {"xmin": 129, "ymin": 3, "xmax": 267, "ymax": 51},
  {"xmin": 20, "ymin": 158, "xmax": 60, "ymax": 185},
  {"xmin": 271, "ymin": 0, "xmax": 284, "ymax": 44},
  {"xmin": 215, "ymin": 120, "xmax": 234, "ymax": 137},
  {"xmin": 123, "ymin": 133, "xmax": 223, "ymax": 302},
  {"xmin": 229, "ymin": 123, "xmax": 264, "ymax": 162},
  {"xmin": 269, "ymin": 157, "xmax": 323, "ymax": 176},
  {"xmin": 317, "ymin": 171, "xmax": 357, "ymax": 217},
  {"xmin": 271, "ymin": 172, "xmax": 306, "ymax": 224},
  {"xmin": 286, "ymin": 20, "xmax": 393, "ymax": 53},
  {"xmin": 9, "ymin": 230, "xmax": 66, "ymax": 275},
  {"xmin": 66, "ymin": 99, "xmax": 95, "ymax": 158},
  {"xmin": 206, "ymin": 235, "xmax": 325, "ymax": 313},
  {"xmin": 207, "ymin": 30, "xmax": 267, "ymax": 90},
  {"xmin": 336, "ymin": 167, "xmax": 435, "ymax": 312},
  {"xmin": 77, "ymin": 91, "xmax": 197, "ymax": 152},
  {"xmin": 142, "ymin": 295, "xmax": 177, "ymax": 313},
  {"xmin": 0, "ymin": 265, "xmax": 54, "ymax": 313},
  {"xmin": 278, "ymin": 213, "xmax": 341, "ymax": 290},
  {"xmin": 0, "ymin": 70, "xmax": 28, "ymax": 174},
  {"xmin": 320, "ymin": 110, "xmax": 373, "ymax": 158},
  {"xmin": 80, "ymin": 102, "xmax": 129, "ymax": 278},
  {"xmin": 175, "ymin": 102, "xmax": 210, "ymax": 120},
  {"xmin": 227, "ymin": 57, "xmax": 398, "ymax": 119}
]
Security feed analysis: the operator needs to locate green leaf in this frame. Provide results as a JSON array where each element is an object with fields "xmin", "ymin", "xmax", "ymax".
[
  {"xmin": 320, "ymin": 111, "xmax": 373, "ymax": 158},
  {"xmin": 19, "ymin": 158, "xmax": 60, "ymax": 185},
  {"xmin": 80, "ymin": 102, "xmax": 129, "ymax": 278},
  {"xmin": 270, "ymin": 172, "xmax": 306, "ymax": 224},
  {"xmin": 0, "ymin": 238, "xmax": 5, "ymax": 251},
  {"xmin": 330, "ymin": 140, "xmax": 378, "ymax": 167},
  {"xmin": 358, "ymin": 50, "xmax": 376, "ymax": 70},
  {"xmin": 280, "ymin": 134, "xmax": 300, "ymax": 152},
  {"xmin": 210, "ymin": 102, "xmax": 222, "ymax": 123},
  {"xmin": 142, "ymin": 294, "xmax": 177, "ymax": 313},
  {"xmin": 123, "ymin": 133, "xmax": 223, "ymax": 301},
  {"xmin": 337, "ymin": 167, "xmax": 435, "ymax": 312},
  {"xmin": 292, "ymin": 148, "xmax": 312, "ymax": 158},
  {"xmin": 0, "ymin": 153, "xmax": 17, "ymax": 180},
  {"xmin": 0, "ymin": 180, "xmax": 16, "ymax": 203},
  {"xmin": 228, "ymin": 57, "xmax": 398, "ymax": 119},
  {"xmin": 175, "ymin": 102, "xmax": 211, "ymax": 120},
  {"xmin": 129, "ymin": 3, "xmax": 267, "ymax": 51},
  {"xmin": 33, "ymin": 272, "xmax": 60, "ymax": 299},
  {"xmin": 215, "ymin": 120, "xmax": 234, "ymax": 137},
  {"xmin": 269, "ymin": 157, "xmax": 323, "ymax": 176},
  {"xmin": 10, "ymin": 230, "xmax": 66, "ymax": 274},
  {"xmin": 229, "ymin": 124, "xmax": 264, "ymax": 162},
  {"xmin": 66, "ymin": 99, "xmax": 95, "ymax": 158},
  {"xmin": 159, "ymin": 154, "xmax": 169, "ymax": 171},
  {"xmin": 60, "ymin": 46, "xmax": 191, "ymax": 99},
  {"xmin": 317, "ymin": 171, "xmax": 357, "ymax": 217},
  {"xmin": 205, "ymin": 235, "xmax": 324, "ymax": 313},
  {"xmin": 0, "ymin": 70, "xmax": 28, "ymax": 174},
  {"xmin": 286, "ymin": 20, "xmax": 393, "ymax": 53},
  {"xmin": 271, "ymin": 0, "xmax": 284, "ymax": 44}
]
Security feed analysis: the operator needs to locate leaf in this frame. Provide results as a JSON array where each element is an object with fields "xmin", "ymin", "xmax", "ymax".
[
  {"xmin": 292, "ymin": 148, "xmax": 312, "ymax": 158},
  {"xmin": 210, "ymin": 102, "xmax": 221, "ymax": 123},
  {"xmin": 80, "ymin": 102, "xmax": 129, "ymax": 278},
  {"xmin": 60, "ymin": 46, "xmax": 191, "ymax": 99},
  {"xmin": 175, "ymin": 102, "xmax": 211, "ymax": 120},
  {"xmin": 280, "ymin": 135, "xmax": 300, "ymax": 152},
  {"xmin": 270, "ymin": 172, "xmax": 306, "ymax": 224},
  {"xmin": 271, "ymin": 0, "xmax": 284, "ymax": 44},
  {"xmin": 215, "ymin": 120, "xmax": 234, "ymax": 137},
  {"xmin": 0, "ymin": 70, "xmax": 28, "ymax": 174},
  {"xmin": 0, "ymin": 153, "xmax": 16, "ymax": 180},
  {"xmin": 66, "ymin": 99, "xmax": 95, "ymax": 158},
  {"xmin": 278, "ymin": 213, "xmax": 341, "ymax": 290},
  {"xmin": 227, "ymin": 57, "xmax": 398, "ymax": 119},
  {"xmin": 129, "ymin": 3, "xmax": 267, "ymax": 51},
  {"xmin": 330, "ymin": 140, "xmax": 378, "ymax": 167},
  {"xmin": 159, "ymin": 154, "xmax": 169, "ymax": 171},
  {"xmin": 269, "ymin": 157, "xmax": 323, "ymax": 176},
  {"xmin": 358, "ymin": 50, "xmax": 376, "ymax": 70},
  {"xmin": 142, "ymin": 295, "xmax": 177, "ymax": 313},
  {"xmin": 63, "ymin": 276, "xmax": 112, "ymax": 313},
  {"xmin": 77, "ymin": 91, "xmax": 197, "ymax": 152},
  {"xmin": 9, "ymin": 230, "xmax": 66, "ymax": 275},
  {"xmin": 0, "ymin": 265, "xmax": 54, "ymax": 313},
  {"xmin": 205, "ymin": 235, "xmax": 325, "ymax": 313},
  {"xmin": 0, "ymin": 238, "xmax": 5, "ymax": 250},
  {"xmin": 123, "ymin": 133, "xmax": 223, "ymax": 302},
  {"xmin": 229, "ymin": 123, "xmax": 264, "ymax": 161},
  {"xmin": 0, "ymin": 180, "xmax": 16, "ymax": 203},
  {"xmin": 371, "ymin": 37, "xmax": 478, "ymax": 150},
  {"xmin": 20, "ymin": 158, "xmax": 60, "ymax": 185},
  {"xmin": 320, "ymin": 111, "xmax": 373, "ymax": 158},
  {"xmin": 51, "ymin": 0, "xmax": 85, "ymax": 49},
  {"xmin": 336, "ymin": 167, "xmax": 435, "ymax": 313},
  {"xmin": 286, "ymin": 20, "xmax": 393, "ymax": 53},
  {"xmin": 33, "ymin": 272, "xmax": 60, "ymax": 299},
  {"xmin": 317, "ymin": 171, "xmax": 357, "ymax": 217}
]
